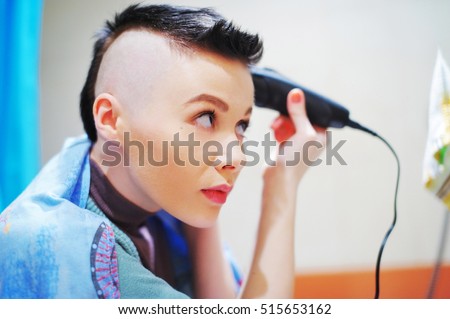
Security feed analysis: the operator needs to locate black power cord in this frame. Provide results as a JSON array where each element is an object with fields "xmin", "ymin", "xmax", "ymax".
[{"xmin": 347, "ymin": 120, "xmax": 401, "ymax": 299}]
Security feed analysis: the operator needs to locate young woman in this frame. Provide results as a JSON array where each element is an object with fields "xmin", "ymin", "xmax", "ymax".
[{"xmin": 0, "ymin": 4, "xmax": 325, "ymax": 298}]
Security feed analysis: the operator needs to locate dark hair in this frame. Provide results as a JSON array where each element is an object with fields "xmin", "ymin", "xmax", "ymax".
[{"xmin": 80, "ymin": 3, "xmax": 264, "ymax": 142}]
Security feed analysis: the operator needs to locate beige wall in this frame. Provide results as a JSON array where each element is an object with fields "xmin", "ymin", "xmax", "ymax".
[{"xmin": 41, "ymin": 0, "xmax": 450, "ymax": 274}]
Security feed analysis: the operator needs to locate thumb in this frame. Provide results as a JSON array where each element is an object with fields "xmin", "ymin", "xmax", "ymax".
[{"xmin": 287, "ymin": 88, "xmax": 311, "ymax": 131}]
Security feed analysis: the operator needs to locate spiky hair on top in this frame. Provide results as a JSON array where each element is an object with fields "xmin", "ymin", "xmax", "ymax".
[{"xmin": 80, "ymin": 4, "xmax": 263, "ymax": 142}]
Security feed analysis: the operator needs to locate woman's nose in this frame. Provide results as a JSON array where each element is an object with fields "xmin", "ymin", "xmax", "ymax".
[{"xmin": 208, "ymin": 136, "xmax": 246, "ymax": 172}]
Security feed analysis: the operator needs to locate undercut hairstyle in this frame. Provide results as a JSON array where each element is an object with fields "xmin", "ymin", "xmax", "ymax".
[{"xmin": 80, "ymin": 3, "xmax": 264, "ymax": 142}]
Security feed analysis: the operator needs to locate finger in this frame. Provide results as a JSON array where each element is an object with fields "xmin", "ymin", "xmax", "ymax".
[
  {"xmin": 271, "ymin": 115, "xmax": 296, "ymax": 143},
  {"xmin": 312, "ymin": 125, "xmax": 328, "ymax": 145},
  {"xmin": 287, "ymin": 88, "xmax": 309, "ymax": 130}
]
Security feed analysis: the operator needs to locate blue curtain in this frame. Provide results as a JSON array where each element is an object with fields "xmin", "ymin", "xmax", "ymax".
[{"xmin": 0, "ymin": 0, "xmax": 43, "ymax": 210}]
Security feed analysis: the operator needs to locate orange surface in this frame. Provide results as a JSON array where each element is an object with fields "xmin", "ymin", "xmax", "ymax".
[{"xmin": 294, "ymin": 265, "xmax": 450, "ymax": 299}]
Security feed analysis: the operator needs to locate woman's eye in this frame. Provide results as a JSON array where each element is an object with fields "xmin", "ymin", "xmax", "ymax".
[
  {"xmin": 236, "ymin": 120, "xmax": 249, "ymax": 138},
  {"xmin": 195, "ymin": 111, "xmax": 216, "ymax": 128}
]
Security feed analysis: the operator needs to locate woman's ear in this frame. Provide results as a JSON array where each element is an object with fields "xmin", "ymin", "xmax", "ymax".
[{"xmin": 93, "ymin": 93, "xmax": 121, "ymax": 140}]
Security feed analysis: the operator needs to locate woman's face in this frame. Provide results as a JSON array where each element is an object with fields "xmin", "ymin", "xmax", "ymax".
[{"xmin": 101, "ymin": 31, "xmax": 254, "ymax": 227}]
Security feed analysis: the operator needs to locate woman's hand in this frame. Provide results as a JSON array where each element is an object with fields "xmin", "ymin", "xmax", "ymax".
[
  {"xmin": 241, "ymin": 88, "xmax": 327, "ymax": 298},
  {"xmin": 266, "ymin": 88, "xmax": 327, "ymax": 184}
]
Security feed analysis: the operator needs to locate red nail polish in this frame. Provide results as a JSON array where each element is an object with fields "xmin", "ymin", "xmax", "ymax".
[
  {"xmin": 271, "ymin": 116, "xmax": 296, "ymax": 143},
  {"xmin": 291, "ymin": 91, "xmax": 302, "ymax": 103}
]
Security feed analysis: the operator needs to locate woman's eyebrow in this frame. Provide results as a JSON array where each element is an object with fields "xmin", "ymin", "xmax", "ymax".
[
  {"xmin": 185, "ymin": 93, "xmax": 253, "ymax": 116},
  {"xmin": 185, "ymin": 94, "xmax": 229, "ymax": 112}
]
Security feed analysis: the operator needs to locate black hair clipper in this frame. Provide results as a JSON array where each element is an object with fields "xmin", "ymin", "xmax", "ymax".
[{"xmin": 251, "ymin": 66, "xmax": 352, "ymax": 129}]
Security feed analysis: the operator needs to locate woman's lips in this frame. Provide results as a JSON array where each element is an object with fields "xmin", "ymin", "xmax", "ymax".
[{"xmin": 201, "ymin": 184, "xmax": 232, "ymax": 204}]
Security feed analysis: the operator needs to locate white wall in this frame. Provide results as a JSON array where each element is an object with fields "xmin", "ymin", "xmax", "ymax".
[{"xmin": 41, "ymin": 0, "xmax": 450, "ymax": 275}]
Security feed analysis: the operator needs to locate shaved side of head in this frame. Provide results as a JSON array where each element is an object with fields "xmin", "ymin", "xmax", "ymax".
[{"xmin": 95, "ymin": 30, "xmax": 175, "ymax": 114}]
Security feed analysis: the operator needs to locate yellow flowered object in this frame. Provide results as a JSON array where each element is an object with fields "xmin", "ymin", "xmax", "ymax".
[{"xmin": 424, "ymin": 51, "xmax": 450, "ymax": 208}]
